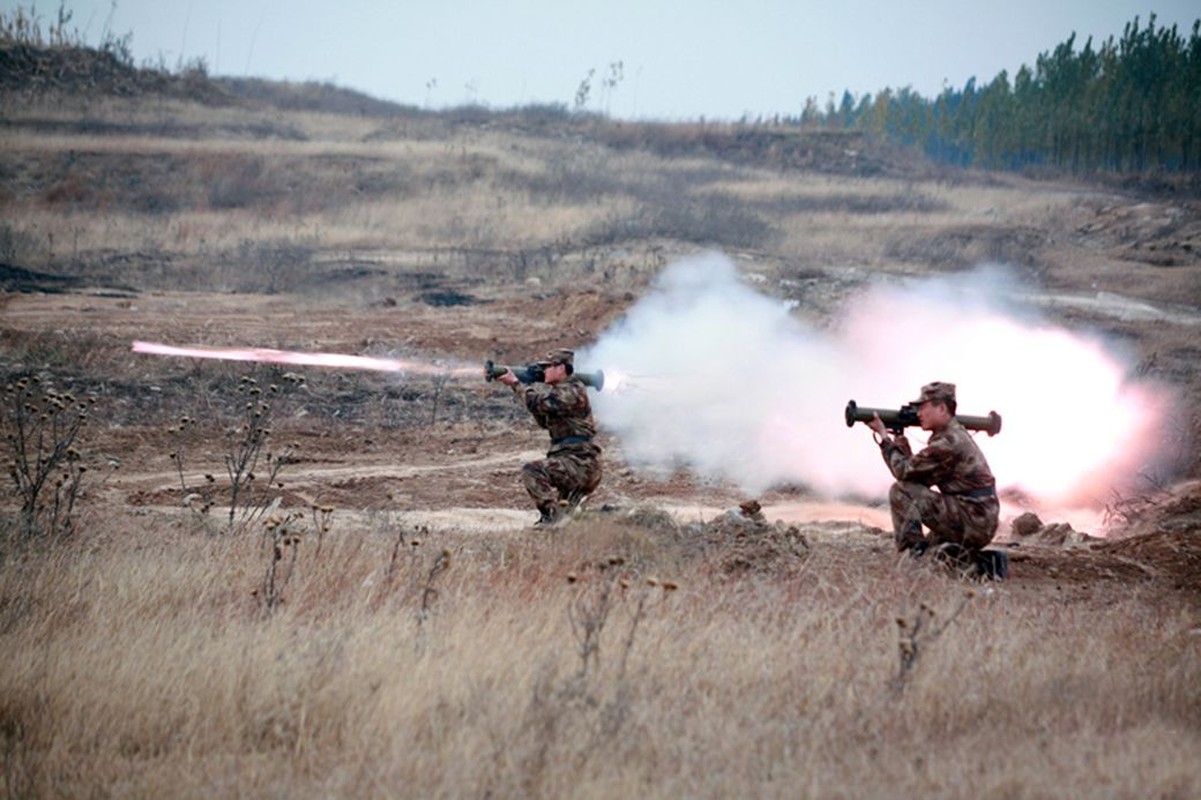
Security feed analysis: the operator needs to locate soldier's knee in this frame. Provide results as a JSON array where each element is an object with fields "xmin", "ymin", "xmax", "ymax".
[
  {"xmin": 892, "ymin": 481, "xmax": 930, "ymax": 502},
  {"xmin": 963, "ymin": 529, "xmax": 995, "ymax": 551},
  {"xmin": 889, "ymin": 482, "xmax": 911, "ymax": 504}
]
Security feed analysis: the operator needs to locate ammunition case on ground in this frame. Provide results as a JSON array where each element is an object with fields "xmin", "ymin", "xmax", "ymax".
[
  {"xmin": 484, "ymin": 359, "xmax": 605, "ymax": 391},
  {"xmin": 844, "ymin": 400, "xmax": 1002, "ymax": 436}
]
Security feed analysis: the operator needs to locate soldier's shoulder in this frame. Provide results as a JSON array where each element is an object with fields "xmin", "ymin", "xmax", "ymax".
[
  {"xmin": 930, "ymin": 420, "xmax": 970, "ymax": 447},
  {"xmin": 946, "ymin": 419, "xmax": 986, "ymax": 450}
]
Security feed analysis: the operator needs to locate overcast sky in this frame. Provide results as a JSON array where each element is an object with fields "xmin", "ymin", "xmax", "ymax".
[{"xmin": 11, "ymin": 1, "xmax": 1199, "ymax": 120}]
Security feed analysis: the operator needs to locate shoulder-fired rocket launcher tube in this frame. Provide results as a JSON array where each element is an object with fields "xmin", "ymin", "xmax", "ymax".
[
  {"xmin": 844, "ymin": 400, "xmax": 1002, "ymax": 436},
  {"xmin": 484, "ymin": 359, "xmax": 605, "ymax": 391}
]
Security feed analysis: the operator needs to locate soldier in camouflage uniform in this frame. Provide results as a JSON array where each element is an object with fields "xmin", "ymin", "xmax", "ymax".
[
  {"xmin": 497, "ymin": 348, "xmax": 602, "ymax": 527},
  {"xmin": 867, "ymin": 381, "xmax": 999, "ymax": 555}
]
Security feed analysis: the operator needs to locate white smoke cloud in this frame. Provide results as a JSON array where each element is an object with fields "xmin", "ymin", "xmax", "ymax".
[{"xmin": 581, "ymin": 251, "xmax": 1173, "ymax": 505}]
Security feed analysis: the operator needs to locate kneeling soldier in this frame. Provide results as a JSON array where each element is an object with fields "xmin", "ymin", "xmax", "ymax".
[
  {"xmin": 497, "ymin": 348, "xmax": 602, "ymax": 527},
  {"xmin": 867, "ymin": 382, "xmax": 1000, "ymax": 566}
]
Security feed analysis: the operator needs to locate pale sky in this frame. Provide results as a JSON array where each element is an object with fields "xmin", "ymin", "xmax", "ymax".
[{"xmin": 10, "ymin": 0, "xmax": 1199, "ymax": 120}]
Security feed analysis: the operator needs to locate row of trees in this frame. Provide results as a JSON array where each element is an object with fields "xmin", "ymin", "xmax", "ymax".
[{"xmin": 797, "ymin": 15, "xmax": 1201, "ymax": 172}]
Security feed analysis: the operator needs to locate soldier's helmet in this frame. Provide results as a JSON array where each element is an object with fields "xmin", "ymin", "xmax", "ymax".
[{"xmin": 910, "ymin": 381, "xmax": 956, "ymax": 406}]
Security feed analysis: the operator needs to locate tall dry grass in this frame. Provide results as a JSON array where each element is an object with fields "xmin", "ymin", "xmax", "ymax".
[{"xmin": 1, "ymin": 513, "xmax": 1198, "ymax": 798}]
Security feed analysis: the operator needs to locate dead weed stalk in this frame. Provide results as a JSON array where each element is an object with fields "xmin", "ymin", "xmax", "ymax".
[
  {"xmin": 2, "ymin": 373, "xmax": 98, "ymax": 540},
  {"xmin": 167, "ymin": 371, "xmax": 304, "ymax": 534},
  {"xmin": 259, "ymin": 508, "xmax": 303, "ymax": 613},
  {"xmin": 516, "ymin": 556, "xmax": 679, "ymax": 791},
  {"xmin": 418, "ymin": 547, "xmax": 453, "ymax": 625},
  {"xmin": 892, "ymin": 591, "xmax": 974, "ymax": 693},
  {"xmin": 223, "ymin": 374, "xmax": 302, "ymax": 534}
]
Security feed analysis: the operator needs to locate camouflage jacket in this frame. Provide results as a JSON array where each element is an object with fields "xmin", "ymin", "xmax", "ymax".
[
  {"xmin": 879, "ymin": 418, "xmax": 996, "ymax": 499},
  {"xmin": 521, "ymin": 377, "xmax": 598, "ymax": 453}
]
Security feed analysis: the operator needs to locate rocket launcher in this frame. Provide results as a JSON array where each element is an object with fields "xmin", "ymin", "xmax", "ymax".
[{"xmin": 845, "ymin": 400, "xmax": 1001, "ymax": 436}]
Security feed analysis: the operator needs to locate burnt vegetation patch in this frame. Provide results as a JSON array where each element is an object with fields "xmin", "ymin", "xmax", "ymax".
[
  {"xmin": 419, "ymin": 289, "xmax": 480, "ymax": 307},
  {"xmin": 0, "ymin": 262, "xmax": 78, "ymax": 293}
]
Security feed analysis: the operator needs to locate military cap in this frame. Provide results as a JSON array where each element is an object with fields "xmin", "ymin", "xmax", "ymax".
[
  {"xmin": 910, "ymin": 381, "xmax": 956, "ymax": 406},
  {"xmin": 541, "ymin": 348, "xmax": 575, "ymax": 366}
]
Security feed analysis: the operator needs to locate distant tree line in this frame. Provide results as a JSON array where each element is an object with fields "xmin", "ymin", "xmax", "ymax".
[{"xmin": 793, "ymin": 15, "xmax": 1201, "ymax": 172}]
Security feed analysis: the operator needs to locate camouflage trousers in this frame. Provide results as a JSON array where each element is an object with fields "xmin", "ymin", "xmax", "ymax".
[
  {"xmin": 890, "ymin": 481, "xmax": 999, "ymax": 552},
  {"xmin": 522, "ymin": 443, "xmax": 602, "ymax": 515}
]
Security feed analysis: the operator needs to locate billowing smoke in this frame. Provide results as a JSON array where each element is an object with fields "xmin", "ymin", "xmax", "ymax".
[{"xmin": 581, "ymin": 252, "xmax": 1173, "ymax": 506}]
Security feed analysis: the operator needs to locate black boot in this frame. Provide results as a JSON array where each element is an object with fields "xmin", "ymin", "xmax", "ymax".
[
  {"xmin": 563, "ymin": 489, "xmax": 591, "ymax": 512},
  {"xmin": 895, "ymin": 522, "xmax": 927, "ymax": 556},
  {"xmin": 533, "ymin": 505, "xmax": 561, "ymax": 528},
  {"xmin": 974, "ymin": 549, "xmax": 1009, "ymax": 580}
]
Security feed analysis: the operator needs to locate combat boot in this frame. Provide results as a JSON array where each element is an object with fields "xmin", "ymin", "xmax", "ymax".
[
  {"xmin": 973, "ymin": 549, "xmax": 1009, "ymax": 580},
  {"xmin": 895, "ymin": 522, "xmax": 927, "ymax": 556},
  {"xmin": 562, "ymin": 489, "xmax": 591, "ymax": 512},
  {"xmin": 532, "ymin": 504, "xmax": 562, "ymax": 529}
]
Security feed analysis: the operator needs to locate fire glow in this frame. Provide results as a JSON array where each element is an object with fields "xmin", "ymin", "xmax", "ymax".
[{"xmin": 131, "ymin": 341, "xmax": 477, "ymax": 378}]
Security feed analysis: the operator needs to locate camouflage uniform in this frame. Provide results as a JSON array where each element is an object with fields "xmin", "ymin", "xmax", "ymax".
[
  {"xmin": 878, "ymin": 382, "xmax": 999, "ymax": 552},
  {"xmin": 515, "ymin": 349, "xmax": 602, "ymax": 523}
]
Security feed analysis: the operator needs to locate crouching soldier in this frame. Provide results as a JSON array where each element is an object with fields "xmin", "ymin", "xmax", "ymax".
[
  {"xmin": 496, "ymin": 348, "xmax": 602, "ymax": 527},
  {"xmin": 867, "ymin": 381, "xmax": 1004, "ymax": 576}
]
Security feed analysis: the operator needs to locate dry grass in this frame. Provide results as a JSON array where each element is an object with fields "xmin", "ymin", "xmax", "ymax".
[
  {"xmin": 0, "ymin": 96, "xmax": 1088, "ymax": 283},
  {"xmin": 1, "ymin": 515, "xmax": 1198, "ymax": 799}
]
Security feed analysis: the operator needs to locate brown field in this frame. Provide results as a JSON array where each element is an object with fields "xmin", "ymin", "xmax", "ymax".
[{"xmin": 2, "ymin": 88, "xmax": 1200, "ymax": 798}]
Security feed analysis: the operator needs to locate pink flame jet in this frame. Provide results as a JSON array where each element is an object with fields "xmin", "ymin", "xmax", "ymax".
[{"xmin": 131, "ymin": 341, "xmax": 478, "ymax": 378}]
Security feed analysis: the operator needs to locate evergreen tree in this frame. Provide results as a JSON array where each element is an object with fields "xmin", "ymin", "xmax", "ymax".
[{"xmin": 806, "ymin": 14, "xmax": 1200, "ymax": 173}]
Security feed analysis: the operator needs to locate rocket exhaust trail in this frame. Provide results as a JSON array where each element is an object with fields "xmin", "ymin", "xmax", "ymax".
[{"xmin": 131, "ymin": 341, "xmax": 478, "ymax": 378}]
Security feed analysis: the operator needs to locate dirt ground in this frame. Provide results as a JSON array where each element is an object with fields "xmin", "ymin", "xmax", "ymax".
[{"xmin": 3, "ymin": 214, "xmax": 1200, "ymax": 613}]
